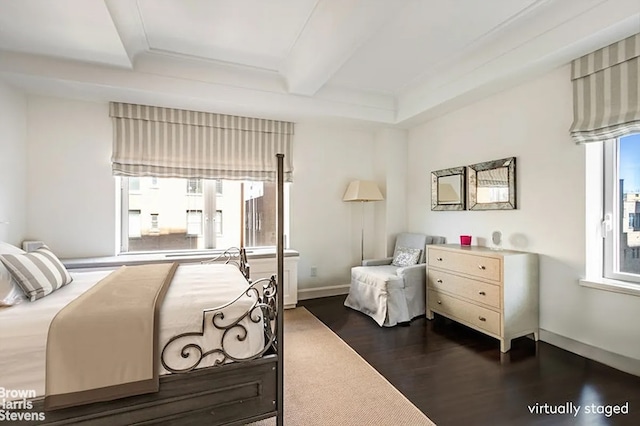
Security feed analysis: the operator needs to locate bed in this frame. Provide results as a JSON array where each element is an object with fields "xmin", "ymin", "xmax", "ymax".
[{"xmin": 0, "ymin": 156, "xmax": 286, "ymax": 425}]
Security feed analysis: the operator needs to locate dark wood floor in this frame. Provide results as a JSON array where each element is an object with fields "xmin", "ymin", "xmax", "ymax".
[{"xmin": 300, "ymin": 296, "xmax": 640, "ymax": 426}]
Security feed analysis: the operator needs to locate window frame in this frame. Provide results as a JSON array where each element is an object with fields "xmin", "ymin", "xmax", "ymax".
[
  {"xmin": 118, "ymin": 177, "xmax": 290, "ymax": 254},
  {"xmin": 186, "ymin": 179, "xmax": 203, "ymax": 195},
  {"xmin": 602, "ymin": 135, "xmax": 640, "ymax": 285},
  {"xmin": 186, "ymin": 209, "xmax": 204, "ymax": 236},
  {"xmin": 150, "ymin": 213, "xmax": 159, "ymax": 233},
  {"xmin": 128, "ymin": 209, "xmax": 141, "ymax": 239},
  {"xmin": 215, "ymin": 210, "xmax": 223, "ymax": 236}
]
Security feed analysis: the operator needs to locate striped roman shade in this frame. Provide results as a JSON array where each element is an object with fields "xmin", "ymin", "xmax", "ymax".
[
  {"xmin": 110, "ymin": 102, "xmax": 294, "ymax": 182},
  {"xmin": 477, "ymin": 167, "xmax": 508, "ymax": 187},
  {"xmin": 570, "ymin": 33, "xmax": 640, "ymax": 143},
  {"xmin": 0, "ymin": 246, "xmax": 73, "ymax": 301}
]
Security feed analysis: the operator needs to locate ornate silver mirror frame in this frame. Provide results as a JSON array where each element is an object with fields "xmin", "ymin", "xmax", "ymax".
[
  {"xmin": 431, "ymin": 166, "xmax": 466, "ymax": 211},
  {"xmin": 467, "ymin": 157, "xmax": 516, "ymax": 210}
]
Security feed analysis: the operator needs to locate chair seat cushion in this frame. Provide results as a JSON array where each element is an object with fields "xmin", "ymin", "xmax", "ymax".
[{"xmin": 351, "ymin": 265, "xmax": 403, "ymax": 290}]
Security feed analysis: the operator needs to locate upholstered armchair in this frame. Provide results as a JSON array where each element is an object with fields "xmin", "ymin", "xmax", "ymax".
[{"xmin": 344, "ymin": 233, "xmax": 445, "ymax": 327}]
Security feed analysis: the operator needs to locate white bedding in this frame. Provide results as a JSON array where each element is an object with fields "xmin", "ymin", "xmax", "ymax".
[{"xmin": 0, "ymin": 263, "xmax": 264, "ymax": 399}]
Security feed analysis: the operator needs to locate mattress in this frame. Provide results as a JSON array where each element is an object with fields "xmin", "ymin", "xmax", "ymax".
[{"xmin": 0, "ymin": 263, "xmax": 264, "ymax": 399}]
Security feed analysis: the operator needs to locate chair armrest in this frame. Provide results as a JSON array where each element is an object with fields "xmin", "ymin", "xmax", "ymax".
[
  {"xmin": 362, "ymin": 257, "xmax": 393, "ymax": 266},
  {"xmin": 396, "ymin": 263, "xmax": 426, "ymax": 282}
]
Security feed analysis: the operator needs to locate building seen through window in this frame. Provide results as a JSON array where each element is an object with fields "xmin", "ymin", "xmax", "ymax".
[
  {"xmin": 121, "ymin": 177, "xmax": 285, "ymax": 253},
  {"xmin": 609, "ymin": 133, "xmax": 640, "ymax": 278}
]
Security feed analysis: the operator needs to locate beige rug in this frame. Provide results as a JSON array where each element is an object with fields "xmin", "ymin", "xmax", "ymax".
[{"xmin": 248, "ymin": 307, "xmax": 435, "ymax": 426}]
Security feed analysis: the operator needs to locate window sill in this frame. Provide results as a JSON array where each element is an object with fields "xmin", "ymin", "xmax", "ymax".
[
  {"xmin": 579, "ymin": 278, "xmax": 640, "ymax": 297},
  {"xmin": 63, "ymin": 248, "xmax": 299, "ymax": 271}
]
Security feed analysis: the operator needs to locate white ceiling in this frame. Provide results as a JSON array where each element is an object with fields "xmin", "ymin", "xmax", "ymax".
[{"xmin": 0, "ymin": 0, "xmax": 638, "ymax": 127}]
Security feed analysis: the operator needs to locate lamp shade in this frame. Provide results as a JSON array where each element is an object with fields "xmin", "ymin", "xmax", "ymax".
[{"xmin": 342, "ymin": 180, "xmax": 384, "ymax": 202}]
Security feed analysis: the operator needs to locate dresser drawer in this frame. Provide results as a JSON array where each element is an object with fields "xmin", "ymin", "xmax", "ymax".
[
  {"xmin": 428, "ymin": 248, "xmax": 501, "ymax": 282},
  {"xmin": 428, "ymin": 289, "xmax": 501, "ymax": 336},
  {"xmin": 427, "ymin": 269, "xmax": 501, "ymax": 309}
]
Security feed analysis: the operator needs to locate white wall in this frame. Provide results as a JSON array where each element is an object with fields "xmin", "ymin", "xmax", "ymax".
[
  {"xmin": 0, "ymin": 81, "xmax": 27, "ymax": 245},
  {"xmin": 292, "ymin": 123, "xmax": 381, "ymax": 290},
  {"xmin": 22, "ymin": 98, "xmax": 407, "ymax": 290},
  {"xmin": 407, "ymin": 65, "xmax": 640, "ymax": 361},
  {"xmin": 291, "ymin": 124, "xmax": 409, "ymax": 291},
  {"xmin": 374, "ymin": 128, "xmax": 408, "ymax": 258},
  {"xmin": 26, "ymin": 96, "xmax": 115, "ymax": 258}
]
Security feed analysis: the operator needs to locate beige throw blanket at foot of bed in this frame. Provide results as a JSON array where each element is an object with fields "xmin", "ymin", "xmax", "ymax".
[{"xmin": 44, "ymin": 262, "xmax": 178, "ymax": 411}]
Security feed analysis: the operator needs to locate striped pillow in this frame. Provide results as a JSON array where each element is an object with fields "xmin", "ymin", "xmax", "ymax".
[{"xmin": 0, "ymin": 246, "xmax": 72, "ymax": 301}]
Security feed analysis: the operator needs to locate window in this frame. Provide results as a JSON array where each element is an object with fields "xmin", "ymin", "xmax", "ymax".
[
  {"xmin": 215, "ymin": 210, "xmax": 223, "ymax": 235},
  {"xmin": 129, "ymin": 178, "xmax": 140, "ymax": 192},
  {"xmin": 150, "ymin": 213, "xmax": 159, "ymax": 232},
  {"xmin": 187, "ymin": 179, "xmax": 202, "ymax": 194},
  {"xmin": 603, "ymin": 133, "xmax": 640, "ymax": 283},
  {"xmin": 186, "ymin": 210, "xmax": 203, "ymax": 236},
  {"xmin": 119, "ymin": 177, "xmax": 289, "ymax": 253},
  {"xmin": 128, "ymin": 210, "xmax": 141, "ymax": 238}
]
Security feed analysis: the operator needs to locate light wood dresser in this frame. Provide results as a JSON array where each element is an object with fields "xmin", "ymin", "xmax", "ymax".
[{"xmin": 426, "ymin": 244, "xmax": 539, "ymax": 352}]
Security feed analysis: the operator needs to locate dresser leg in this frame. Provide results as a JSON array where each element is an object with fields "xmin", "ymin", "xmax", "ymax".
[
  {"xmin": 533, "ymin": 330, "xmax": 539, "ymax": 341},
  {"xmin": 500, "ymin": 339, "xmax": 511, "ymax": 353},
  {"xmin": 426, "ymin": 309, "xmax": 434, "ymax": 320}
]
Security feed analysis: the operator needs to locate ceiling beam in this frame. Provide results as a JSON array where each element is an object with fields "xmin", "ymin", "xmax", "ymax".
[
  {"xmin": 104, "ymin": 0, "xmax": 150, "ymax": 65},
  {"xmin": 396, "ymin": 0, "xmax": 640, "ymax": 126},
  {"xmin": 0, "ymin": 51, "xmax": 395, "ymax": 124},
  {"xmin": 281, "ymin": 0, "xmax": 408, "ymax": 96}
]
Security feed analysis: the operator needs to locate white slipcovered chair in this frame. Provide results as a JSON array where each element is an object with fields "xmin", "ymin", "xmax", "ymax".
[{"xmin": 344, "ymin": 233, "xmax": 445, "ymax": 326}]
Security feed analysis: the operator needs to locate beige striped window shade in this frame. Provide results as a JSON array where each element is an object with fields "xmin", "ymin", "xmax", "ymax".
[
  {"xmin": 477, "ymin": 167, "xmax": 508, "ymax": 187},
  {"xmin": 110, "ymin": 102, "xmax": 294, "ymax": 182},
  {"xmin": 570, "ymin": 33, "xmax": 640, "ymax": 143}
]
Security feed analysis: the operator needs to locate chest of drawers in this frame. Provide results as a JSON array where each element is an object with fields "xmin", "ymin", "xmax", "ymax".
[{"xmin": 426, "ymin": 244, "xmax": 538, "ymax": 352}]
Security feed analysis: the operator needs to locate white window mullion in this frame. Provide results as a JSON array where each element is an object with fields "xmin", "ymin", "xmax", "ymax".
[
  {"xmin": 603, "ymin": 139, "xmax": 616, "ymax": 278},
  {"xmin": 203, "ymin": 180, "xmax": 217, "ymax": 249},
  {"xmin": 120, "ymin": 177, "xmax": 130, "ymax": 254}
]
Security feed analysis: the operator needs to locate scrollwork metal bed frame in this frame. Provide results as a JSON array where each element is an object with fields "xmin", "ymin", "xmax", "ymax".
[
  {"xmin": 26, "ymin": 155, "xmax": 286, "ymax": 426},
  {"xmin": 161, "ymin": 250, "xmax": 277, "ymax": 374}
]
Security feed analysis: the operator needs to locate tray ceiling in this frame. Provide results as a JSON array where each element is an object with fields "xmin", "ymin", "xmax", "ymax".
[{"xmin": 0, "ymin": 0, "xmax": 637, "ymax": 126}]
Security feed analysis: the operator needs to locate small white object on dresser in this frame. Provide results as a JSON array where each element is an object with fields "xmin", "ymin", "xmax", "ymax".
[{"xmin": 426, "ymin": 244, "xmax": 539, "ymax": 352}]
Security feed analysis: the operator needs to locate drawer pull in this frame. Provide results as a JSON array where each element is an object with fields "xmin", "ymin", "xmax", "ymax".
[
  {"xmin": 478, "ymin": 291, "xmax": 486, "ymax": 296},
  {"xmin": 437, "ymin": 300, "xmax": 442, "ymax": 304},
  {"xmin": 436, "ymin": 279, "xmax": 443, "ymax": 283},
  {"xmin": 478, "ymin": 316, "xmax": 486, "ymax": 322},
  {"xmin": 436, "ymin": 257, "xmax": 443, "ymax": 261},
  {"xmin": 478, "ymin": 265, "xmax": 486, "ymax": 270}
]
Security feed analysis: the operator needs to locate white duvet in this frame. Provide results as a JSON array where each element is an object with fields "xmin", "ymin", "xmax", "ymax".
[{"xmin": 0, "ymin": 263, "xmax": 265, "ymax": 399}]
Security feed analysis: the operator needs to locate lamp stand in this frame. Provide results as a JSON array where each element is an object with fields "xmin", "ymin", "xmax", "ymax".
[
  {"xmin": 360, "ymin": 201, "xmax": 365, "ymax": 262},
  {"xmin": 342, "ymin": 180, "xmax": 384, "ymax": 264}
]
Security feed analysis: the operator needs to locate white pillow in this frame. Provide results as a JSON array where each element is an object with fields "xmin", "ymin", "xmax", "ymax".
[
  {"xmin": 0, "ymin": 241, "xmax": 25, "ymax": 255},
  {"xmin": 0, "ymin": 242, "xmax": 27, "ymax": 307},
  {"xmin": 0, "ymin": 245, "xmax": 73, "ymax": 302},
  {"xmin": 391, "ymin": 246, "xmax": 422, "ymax": 267}
]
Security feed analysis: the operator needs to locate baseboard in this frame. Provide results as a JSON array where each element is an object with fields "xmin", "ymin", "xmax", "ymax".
[
  {"xmin": 540, "ymin": 329, "xmax": 640, "ymax": 377},
  {"xmin": 298, "ymin": 284, "xmax": 350, "ymax": 301}
]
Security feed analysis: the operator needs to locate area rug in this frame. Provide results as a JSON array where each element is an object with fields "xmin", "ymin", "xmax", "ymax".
[{"xmin": 248, "ymin": 307, "xmax": 435, "ymax": 425}]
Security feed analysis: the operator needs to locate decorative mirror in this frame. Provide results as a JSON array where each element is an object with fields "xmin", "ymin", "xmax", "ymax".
[
  {"xmin": 467, "ymin": 157, "xmax": 516, "ymax": 210},
  {"xmin": 431, "ymin": 166, "xmax": 466, "ymax": 211}
]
